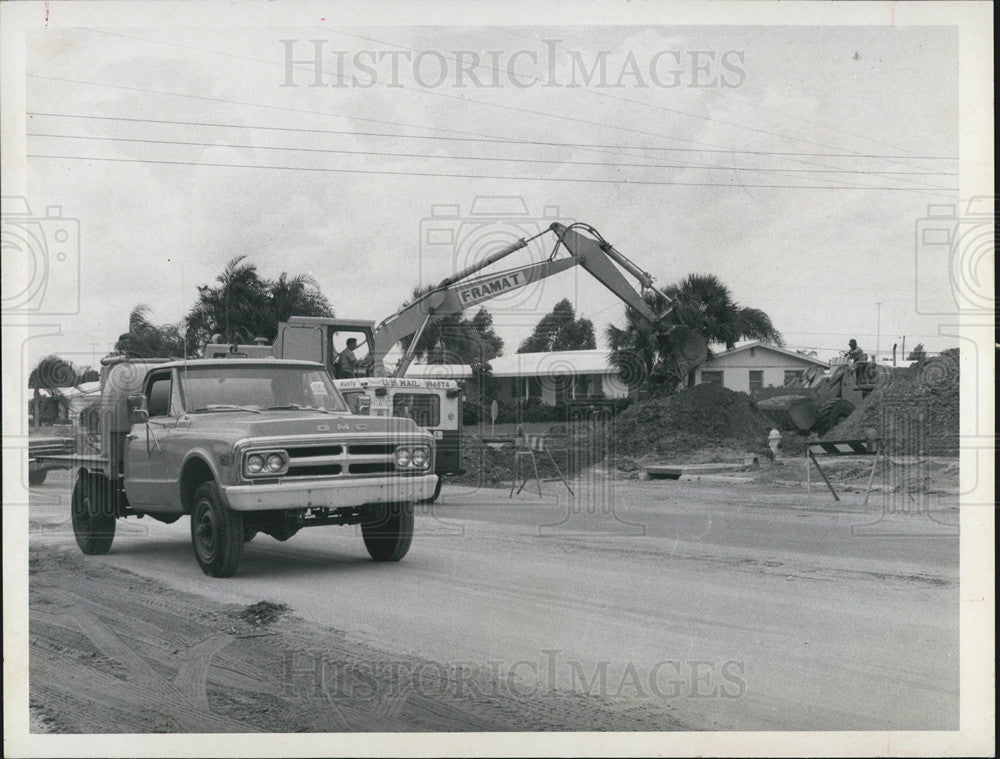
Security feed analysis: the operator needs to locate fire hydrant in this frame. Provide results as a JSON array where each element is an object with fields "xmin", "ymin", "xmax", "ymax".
[{"xmin": 768, "ymin": 428, "xmax": 782, "ymax": 462}]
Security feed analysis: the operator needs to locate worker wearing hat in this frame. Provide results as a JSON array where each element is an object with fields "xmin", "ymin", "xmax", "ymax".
[{"xmin": 846, "ymin": 339, "xmax": 865, "ymax": 363}]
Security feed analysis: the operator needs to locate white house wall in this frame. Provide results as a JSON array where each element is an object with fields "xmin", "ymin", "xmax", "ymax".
[{"xmin": 695, "ymin": 349, "xmax": 824, "ymax": 392}]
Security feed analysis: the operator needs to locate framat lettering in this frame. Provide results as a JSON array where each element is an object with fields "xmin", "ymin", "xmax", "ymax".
[{"xmin": 459, "ymin": 272, "xmax": 523, "ymax": 305}]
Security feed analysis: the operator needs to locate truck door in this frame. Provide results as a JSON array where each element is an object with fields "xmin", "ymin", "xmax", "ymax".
[{"xmin": 124, "ymin": 369, "xmax": 181, "ymax": 509}]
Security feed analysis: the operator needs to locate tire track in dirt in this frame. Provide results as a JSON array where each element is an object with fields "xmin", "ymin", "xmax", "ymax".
[
  {"xmin": 30, "ymin": 543, "xmax": 686, "ymax": 732},
  {"xmin": 173, "ymin": 635, "xmax": 234, "ymax": 711},
  {"xmin": 45, "ymin": 590, "xmax": 259, "ymax": 733}
]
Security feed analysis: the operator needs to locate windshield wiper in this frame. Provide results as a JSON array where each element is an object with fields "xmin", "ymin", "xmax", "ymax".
[
  {"xmin": 191, "ymin": 404, "xmax": 261, "ymax": 414},
  {"xmin": 264, "ymin": 404, "xmax": 329, "ymax": 413}
]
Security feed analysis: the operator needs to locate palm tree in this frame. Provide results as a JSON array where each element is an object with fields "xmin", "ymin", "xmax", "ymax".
[
  {"xmin": 185, "ymin": 258, "xmax": 334, "ymax": 353},
  {"xmin": 114, "ymin": 305, "xmax": 187, "ymax": 358},
  {"xmin": 186, "ymin": 256, "xmax": 272, "ymax": 351},
  {"xmin": 606, "ymin": 274, "xmax": 782, "ymax": 393},
  {"xmin": 28, "ymin": 354, "xmax": 79, "ymax": 427},
  {"xmin": 269, "ymin": 272, "xmax": 334, "ymax": 324}
]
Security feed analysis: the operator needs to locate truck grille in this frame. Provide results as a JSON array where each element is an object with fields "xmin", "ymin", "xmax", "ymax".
[{"xmin": 248, "ymin": 438, "xmax": 420, "ymax": 482}]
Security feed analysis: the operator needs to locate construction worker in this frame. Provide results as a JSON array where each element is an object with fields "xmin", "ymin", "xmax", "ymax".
[
  {"xmin": 846, "ymin": 339, "xmax": 865, "ymax": 363},
  {"xmin": 336, "ymin": 338, "xmax": 374, "ymax": 378},
  {"xmin": 337, "ymin": 338, "xmax": 363, "ymax": 378},
  {"xmin": 845, "ymin": 339, "xmax": 871, "ymax": 383}
]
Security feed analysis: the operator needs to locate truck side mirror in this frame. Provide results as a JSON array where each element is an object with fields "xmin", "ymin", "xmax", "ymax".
[{"xmin": 127, "ymin": 394, "xmax": 149, "ymax": 425}]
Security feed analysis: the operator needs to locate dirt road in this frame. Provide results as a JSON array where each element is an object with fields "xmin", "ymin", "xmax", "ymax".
[{"xmin": 28, "ymin": 470, "xmax": 959, "ymax": 732}]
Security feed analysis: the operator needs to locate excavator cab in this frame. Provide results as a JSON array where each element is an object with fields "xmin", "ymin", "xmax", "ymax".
[
  {"xmin": 329, "ymin": 329, "xmax": 375, "ymax": 379},
  {"xmin": 270, "ymin": 317, "xmax": 377, "ymax": 379}
]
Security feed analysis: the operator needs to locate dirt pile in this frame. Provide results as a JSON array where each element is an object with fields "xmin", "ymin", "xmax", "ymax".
[
  {"xmin": 826, "ymin": 351, "xmax": 959, "ymax": 455},
  {"xmin": 234, "ymin": 601, "xmax": 290, "ymax": 627},
  {"xmin": 612, "ymin": 383, "xmax": 772, "ymax": 462}
]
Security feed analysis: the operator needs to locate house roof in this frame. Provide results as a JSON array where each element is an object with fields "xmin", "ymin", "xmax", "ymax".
[
  {"xmin": 486, "ymin": 350, "xmax": 617, "ymax": 378},
  {"xmin": 710, "ymin": 341, "xmax": 830, "ymax": 368}
]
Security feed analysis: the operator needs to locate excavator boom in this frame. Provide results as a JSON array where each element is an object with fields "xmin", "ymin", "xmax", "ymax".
[{"xmin": 373, "ymin": 221, "xmax": 708, "ymax": 378}]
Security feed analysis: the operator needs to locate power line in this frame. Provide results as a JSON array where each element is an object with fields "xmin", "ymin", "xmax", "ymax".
[
  {"xmin": 489, "ymin": 27, "xmax": 957, "ymax": 167},
  {"xmin": 25, "ymin": 114, "xmax": 958, "ymax": 195},
  {"xmin": 45, "ymin": 29, "xmax": 960, "ymax": 191},
  {"xmin": 25, "ymin": 132, "xmax": 957, "ymax": 183},
  {"xmin": 26, "ymin": 152, "xmax": 960, "ymax": 193},
  {"xmin": 29, "ymin": 73, "xmax": 956, "ymax": 166},
  {"xmin": 325, "ymin": 26, "xmax": 943, "ymax": 172},
  {"xmin": 90, "ymin": 26, "xmax": 940, "ymax": 170}
]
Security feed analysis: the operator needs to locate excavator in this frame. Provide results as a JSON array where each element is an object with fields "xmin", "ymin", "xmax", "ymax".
[{"xmin": 206, "ymin": 221, "xmax": 709, "ymax": 499}]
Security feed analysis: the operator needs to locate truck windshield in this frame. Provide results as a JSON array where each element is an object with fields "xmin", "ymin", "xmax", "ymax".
[{"xmin": 179, "ymin": 365, "xmax": 348, "ymax": 413}]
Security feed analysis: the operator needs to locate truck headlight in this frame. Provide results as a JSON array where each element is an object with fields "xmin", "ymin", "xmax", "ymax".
[
  {"xmin": 394, "ymin": 446, "xmax": 411, "ymax": 468},
  {"xmin": 411, "ymin": 446, "xmax": 429, "ymax": 468},
  {"xmin": 244, "ymin": 450, "xmax": 288, "ymax": 477}
]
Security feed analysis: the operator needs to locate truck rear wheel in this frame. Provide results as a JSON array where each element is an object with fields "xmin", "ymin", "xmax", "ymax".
[
  {"xmin": 71, "ymin": 473, "xmax": 116, "ymax": 555},
  {"xmin": 190, "ymin": 481, "xmax": 245, "ymax": 578},
  {"xmin": 29, "ymin": 468, "xmax": 48, "ymax": 486},
  {"xmin": 361, "ymin": 502, "xmax": 414, "ymax": 561}
]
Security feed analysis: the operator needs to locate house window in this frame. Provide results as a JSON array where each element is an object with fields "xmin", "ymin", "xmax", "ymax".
[
  {"xmin": 748, "ymin": 370, "xmax": 763, "ymax": 393},
  {"xmin": 511, "ymin": 378, "xmax": 522, "ymax": 398},
  {"xmin": 701, "ymin": 371, "xmax": 724, "ymax": 386},
  {"xmin": 784, "ymin": 370, "xmax": 804, "ymax": 385},
  {"xmin": 528, "ymin": 376, "xmax": 542, "ymax": 398}
]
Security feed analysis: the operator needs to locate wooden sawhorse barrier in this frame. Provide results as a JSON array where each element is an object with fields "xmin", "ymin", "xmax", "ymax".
[
  {"xmin": 806, "ymin": 438, "xmax": 884, "ymax": 505},
  {"xmin": 509, "ymin": 434, "xmax": 574, "ymax": 498}
]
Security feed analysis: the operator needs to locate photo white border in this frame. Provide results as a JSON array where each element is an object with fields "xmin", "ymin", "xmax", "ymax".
[{"xmin": 2, "ymin": 1, "xmax": 993, "ymax": 756}]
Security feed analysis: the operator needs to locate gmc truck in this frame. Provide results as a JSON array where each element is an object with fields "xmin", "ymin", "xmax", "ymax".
[{"xmin": 51, "ymin": 356, "xmax": 436, "ymax": 577}]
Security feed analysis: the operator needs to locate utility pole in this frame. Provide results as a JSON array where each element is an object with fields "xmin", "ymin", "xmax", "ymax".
[{"xmin": 875, "ymin": 302, "xmax": 881, "ymax": 362}]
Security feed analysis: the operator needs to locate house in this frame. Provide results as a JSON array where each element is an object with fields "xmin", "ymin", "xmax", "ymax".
[
  {"xmin": 403, "ymin": 342, "xmax": 830, "ymax": 406},
  {"xmin": 693, "ymin": 341, "xmax": 830, "ymax": 392},
  {"xmin": 485, "ymin": 350, "xmax": 629, "ymax": 406}
]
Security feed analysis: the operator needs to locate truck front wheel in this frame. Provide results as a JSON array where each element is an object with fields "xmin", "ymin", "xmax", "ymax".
[
  {"xmin": 71, "ymin": 473, "xmax": 116, "ymax": 555},
  {"xmin": 29, "ymin": 468, "xmax": 47, "ymax": 486},
  {"xmin": 361, "ymin": 502, "xmax": 414, "ymax": 561},
  {"xmin": 190, "ymin": 481, "xmax": 245, "ymax": 578}
]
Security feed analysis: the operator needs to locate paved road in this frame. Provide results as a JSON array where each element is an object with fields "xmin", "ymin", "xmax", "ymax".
[{"xmin": 29, "ymin": 470, "xmax": 959, "ymax": 731}]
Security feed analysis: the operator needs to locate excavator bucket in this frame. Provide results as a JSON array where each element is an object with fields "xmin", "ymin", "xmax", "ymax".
[
  {"xmin": 664, "ymin": 324, "xmax": 708, "ymax": 377},
  {"xmin": 757, "ymin": 394, "xmax": 820, "ymax": 433}
]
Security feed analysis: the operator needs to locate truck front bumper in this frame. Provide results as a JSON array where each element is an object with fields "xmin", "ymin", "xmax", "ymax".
[{"xmin": 222, "ymin": 474, "xmax": 438, "ymax": 512}]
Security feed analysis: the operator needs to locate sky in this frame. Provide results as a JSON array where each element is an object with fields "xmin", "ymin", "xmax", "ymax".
[{"xmin": 12, "ymin": 22, "xmax": 969, "ymax": 371}]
